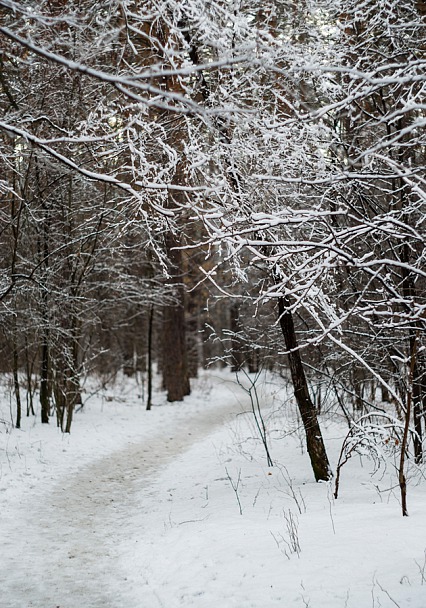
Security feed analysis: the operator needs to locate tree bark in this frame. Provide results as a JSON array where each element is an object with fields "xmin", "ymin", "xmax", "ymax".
[
  {"xmin": 146, "ymin": 304, "xmax": 154, "ymax": 410},
  {"xmin": 13, "ymin": 339, "xmax": 21, "ymax": 429},
  {"xmin": 40, "ymin": 331, "xmax": 50, "ymax": 424},
  {"xmin": 24, "ymin": 339, "xmax": 35, "ymax": 417},
  {"xmin": 230, "ymin": 302, "xmax": 244, "ymax": 372},
  {"xmin": 162, "ymin": 232, "xmax": 190, "ymax": 402},
  {"xmin": 399, "ymin": 331, "xmax": 418, "ymax": 516},
  {"xmin": 400, "ymin": 241, "xmax": 423, "ymax": 463},
  {"xmin": 410, "ymin": 334, "xmax": 423, "ymax": 464},
  {"xmin": 278, "ymin": 295, "xmax": 330, "ymax": 482}
]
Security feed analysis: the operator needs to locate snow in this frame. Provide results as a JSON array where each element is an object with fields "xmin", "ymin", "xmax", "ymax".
[{"xmin": 1, "ymin": 370, "xmax": 426, "ymax": 608}]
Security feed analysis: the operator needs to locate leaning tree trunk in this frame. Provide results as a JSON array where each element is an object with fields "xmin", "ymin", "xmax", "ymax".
[{"xmin": 278, "ymin": 295, "xmax": 330, "ymax": 482}]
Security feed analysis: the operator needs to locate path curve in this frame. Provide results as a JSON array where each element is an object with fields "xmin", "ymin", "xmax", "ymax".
[{"xmin": 2, "ymin": 394, "xmax": 243, "ymax": 608}]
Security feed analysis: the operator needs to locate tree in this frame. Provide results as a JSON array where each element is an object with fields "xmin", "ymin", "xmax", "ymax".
[
  {"xmin": 183, "ymin": 0, "xmax": 425, "ymax": 482},
  {"xmin": 1, "ymin": 0, "xmax": 424, "ymax": 495}
]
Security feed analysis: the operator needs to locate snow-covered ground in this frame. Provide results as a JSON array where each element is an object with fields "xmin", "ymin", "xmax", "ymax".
[{"xmin": 1, "ymin": 369, "xmax": 425, "ymax": 608}]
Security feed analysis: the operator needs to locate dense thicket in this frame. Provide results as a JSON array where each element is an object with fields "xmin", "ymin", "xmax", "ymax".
[{"xmin": 1, "ymin": 0, "xmax": 425, "ymax": 489}]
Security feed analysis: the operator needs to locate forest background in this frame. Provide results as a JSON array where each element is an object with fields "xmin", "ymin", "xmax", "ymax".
[{"xmin": 0, "ymin": 0, "xmax": 426, "ymax": 510}]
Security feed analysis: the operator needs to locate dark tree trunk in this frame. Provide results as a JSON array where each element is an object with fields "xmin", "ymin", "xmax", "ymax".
[
  {"xmin": 25, "ymin": 340, "xmax": 35, "ymax": 417},
  {"xmin": 146, "ymin": 304, "xmax": 154, "ymax": 410},
  {"xmin": 13, "ymin": 341, "xmax": 21, "ymax": 429},
  {"xmin": 186, "ymin": 294, "xmax": 200, "ymax": 379},
  {"xmin": 64, "ymin": 392, "xmax": 74, "ymax": 434},
  {"xmin": 278, "ymin": 296, "xmax": 330, "ymax": 482},
  {"xmin": 53, "ymin": 370, "xmax": 65, "ymax": 431},
  {"xmin": 39, "ymin": 184, "xmax": 51, "ymax": 425},
  {"xmin": 400, "ymin": 241, "xmax": 423, "ymax": 463},
  {"xmin": 162, "ymin": 233, "xmax": 190, "ymax": 402},
  {"xmin": 381, "ymin": 384, "xmax": 390, "ymax": 402},
  {"xmin": 158, "ymin": 58, "xmax": 191, "ymax": 401},
  {"xmin": 64, "ymin": 373, "xmax": 80, "ymax": 434},
  {"xmin": 10, "ymin": 190, "xmax": 22, "ymax": 429},
  {"xmin": 352, "ymin": 367, "xmax": 365, "ymax": 413},
  {"xmin": 230, "ymin": 302, "xmax": 244, "ymax": 372},
  {"xmin": 248, "ymin": 348, "xmax": 260, "ymax": 374},
  {"xmin": 410, "ymin": 334, "xmax": 423, "ymax": 464},
  {"xmin": 64, "ymin": 324, "xmax": 82, "ymax": 434},
  {"xmin": 399, "ymin": 331, "xmax": 418, "ymax": 516},
  {"xmin": 40, "ymin": 332, "xmax": 50, "ymax": 424}
]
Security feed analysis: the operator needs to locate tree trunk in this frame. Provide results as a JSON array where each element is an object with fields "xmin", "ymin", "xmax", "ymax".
[
  {"xmin": 162, "ymin": 233, "xmax": 190, "ymax": 402},
  {"xmin": 186, "ymin": 293, "xmax": 200, "ymax": 379},
  {"xmin": 155, "ymin": 23, "xmax": 192, "ymax": 402},
  {"xmin": 24, "ymin": 340, "xmax": 35, "ymax": 417},
  {"xmin": 53, "ymin": 370, "xmax": 65, "ymax": 431},
  {"xmin": 39, "ymin": 183, "xmax": 51, "ymax": 425},
  {"xmin": 230, "ymin": 302, "xmax": 244, "ymax": 372},
  {"xmin": 64, "ymin": 323, "xmax": 82, "ymax": 433},
  {"xmin": 146, "ymin": 304, "xmax": 154, "ymax": 411},
  {"xmin": 13, "ymin": 340, "xmax": 21, "ymax": 429},
  {"xmin": 399, "ymin": 332, "xmax": 418, "ymax": 516},
  {"xmin": 64, "ymin": 372, "xmax": 80, "ymax": 434},
  {"xmin": 410, "ymin": 333, "xmax": 423, "ymax": 464},
  {"xmin": 401, "ymin": 241, "xmax": 423, "ymax": 463},
  {"xmin": 40, "ymin": 332, "xmax": 50, "ymax": 424},
  {"xmin": 278, "ymin": 296, "xmax": 330, "ymax": 482}
]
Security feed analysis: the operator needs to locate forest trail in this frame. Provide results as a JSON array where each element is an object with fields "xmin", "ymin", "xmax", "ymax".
[{"xmin": 0, "ymin": 391, "xmax": 243, "ymax": 608}]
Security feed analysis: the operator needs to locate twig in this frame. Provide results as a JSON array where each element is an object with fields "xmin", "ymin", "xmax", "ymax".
[
  {"xmin": 225, "ymin": 467, "xmax": 243, "ymax": 515},
  {"xmin": 414, "ymin": 549, "xmax": 426, "ymax": 585},
  {"xmin": 283, "ymin": 508, "xmax": 301, "ymax": 557},
  {"xmin": 235, "ymin": 369, "xmax": 273, "ymax": 467},
  {"xmin": 375, "ymin": 579, "xmax": 401, "ymax": 607}
]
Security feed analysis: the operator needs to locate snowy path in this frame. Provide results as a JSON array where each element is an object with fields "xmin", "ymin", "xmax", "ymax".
[
  {"xmin": 2, "ymin": 371, "xmax": 426, "ymax": 608},
  {"xmin": 0, "ymin": 379, "xmax": 244, "ymax": 608}
]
